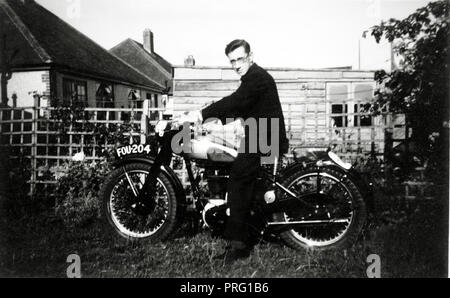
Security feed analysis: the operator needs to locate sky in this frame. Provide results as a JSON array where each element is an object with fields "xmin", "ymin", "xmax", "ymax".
[{"xmin": 34, "ymin": 0, "xmax": 432, "ymax": 70}]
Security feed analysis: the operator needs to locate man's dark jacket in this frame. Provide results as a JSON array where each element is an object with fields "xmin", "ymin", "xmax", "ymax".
[{"xmin": 201, "ymin": 63, "xmax": 289, "ymax": 155}]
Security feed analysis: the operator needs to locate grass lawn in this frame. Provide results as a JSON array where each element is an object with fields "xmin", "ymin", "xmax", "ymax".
[{"xmin": 0, "ymin": 192, "xmax": 447, "ymax": 278}]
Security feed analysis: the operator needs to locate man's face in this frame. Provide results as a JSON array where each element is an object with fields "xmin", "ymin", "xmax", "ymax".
[{"xmin": 228, "ymin": 46, "xmax": 253, "ymax": 77}]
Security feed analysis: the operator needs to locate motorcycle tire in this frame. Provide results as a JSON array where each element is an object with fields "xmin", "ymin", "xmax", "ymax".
[
  {"xmin": 274, "ymin": 166, "xmax": 367, "ymax": 251},
  {"xmin": 100, "ymin": 162, "xmax": 181, "ymax": 243}
]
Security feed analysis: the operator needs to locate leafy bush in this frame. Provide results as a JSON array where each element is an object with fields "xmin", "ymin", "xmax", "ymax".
[
  {"xmin": 51, "ymin": 101, "xmax": 145, "ymax": 228},
  {"xmin": 364, "ymin": 0, "xmax": 449, "ymax": 181},
  {"xmin": 54, "ymin": 159, "xmax": 112, "ymax": 229}
]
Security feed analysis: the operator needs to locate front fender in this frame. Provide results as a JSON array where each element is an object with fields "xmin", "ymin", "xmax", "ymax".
[{"xmin": 112, "ymin": 155, "xmax": 187, "ymax": 205}]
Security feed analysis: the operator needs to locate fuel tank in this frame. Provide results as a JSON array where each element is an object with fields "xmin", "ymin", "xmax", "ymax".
[{"xmin": 182, "ymin": 136, "xmax": 238, "ymax": 163}]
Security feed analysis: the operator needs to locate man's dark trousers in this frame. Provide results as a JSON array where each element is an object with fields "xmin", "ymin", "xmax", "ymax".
[{"xmin": 223, "ymin": 152, "xmax": 261, "ymax": 246}]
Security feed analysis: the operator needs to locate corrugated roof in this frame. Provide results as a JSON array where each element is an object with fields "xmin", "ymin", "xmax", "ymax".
[{"xmin": 0, "ymin": 0, "xmax": 164, "ymax": 92}]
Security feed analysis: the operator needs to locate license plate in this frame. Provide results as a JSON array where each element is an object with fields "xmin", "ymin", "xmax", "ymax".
[{"xmin": 116, "ymin": 144, "xmax": 152, "ymax": 158}]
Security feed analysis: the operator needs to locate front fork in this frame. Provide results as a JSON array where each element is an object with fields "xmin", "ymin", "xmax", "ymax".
[{"xmin": 132, "ymin": 134, "xmax": 174, "ymax": 204}]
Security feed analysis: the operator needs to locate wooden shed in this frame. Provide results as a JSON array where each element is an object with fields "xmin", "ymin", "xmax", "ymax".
[{"xmin": 171, "ymin": 65, "xmax": 393, "ymax": 163}]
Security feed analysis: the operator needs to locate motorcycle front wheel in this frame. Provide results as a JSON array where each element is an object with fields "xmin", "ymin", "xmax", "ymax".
[
  {"xmin": 100, "ymin": 162, "xmax": 180, "ymax": 242},
  {"xmin": 274, "ymin": 166, "xmax": 367, "ymax": 251}
]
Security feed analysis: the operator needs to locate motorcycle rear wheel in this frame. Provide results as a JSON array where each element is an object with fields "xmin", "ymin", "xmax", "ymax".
[
  {"xmin": 100, "ymin": 163, "xmax": 180, "ymax": 242},
  {"xmin": 274, "ymin": 166, "xmax": 366, "ymax": 251}
]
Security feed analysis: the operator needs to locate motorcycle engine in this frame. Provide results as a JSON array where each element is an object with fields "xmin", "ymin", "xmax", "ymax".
[
  {"xmin": 200, "ymin": 166, "xmax": 270, "ymax": 237},
  {"xmin": 204, "ymin": 168, "xmax": 228, "ymax": 200},
  {"xmin": 201, "ymin": 167, "xmax": 230, "ymax": 235},
  {"xmin": 202, "ymin": 200, "xmax": 228, "ymax": 236}
]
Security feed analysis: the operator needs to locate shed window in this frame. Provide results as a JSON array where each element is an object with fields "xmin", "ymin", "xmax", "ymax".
[
  {"xmin": 331, "ymin": 104, "xmax": 348, "ymax": 127},
  {"xmin": 353, "ymin": 84, "xmax": 373, "ymax": 127},
  {"xmin": 327, "ymin": 83, "xmax": 374, "ymax": 128},
  {"xmin": 354, "ymin": 103, "xmax": 372, "ymax": 127}
]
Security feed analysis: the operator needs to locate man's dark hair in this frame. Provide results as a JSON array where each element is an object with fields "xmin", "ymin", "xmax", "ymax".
[{"xmin": 225, "ymin": 40, "xmax": 251, "ymax": 56}]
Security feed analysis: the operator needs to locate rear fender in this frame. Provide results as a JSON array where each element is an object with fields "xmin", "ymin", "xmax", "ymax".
[{"xmin": 280, "ymin": 161, "xmax": 374, "ymax": 214}]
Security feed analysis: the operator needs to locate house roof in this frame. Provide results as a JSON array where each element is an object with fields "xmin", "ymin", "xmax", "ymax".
[
  {"xmin": 0, "ymin": 0, "xmax": 165, "ymax": 92},
  {"xmin": 129, "ymin": 40, "xmax": 172, "ymax": 74},
  {"xmin": 110, "ymin": 38, "xmax": 173, "ymax": 90}
]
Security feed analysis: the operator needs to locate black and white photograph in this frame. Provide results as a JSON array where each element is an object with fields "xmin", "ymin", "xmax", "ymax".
[{"xmin": 0, "ymin": 0, "xmax": 448, "ymax": 281}]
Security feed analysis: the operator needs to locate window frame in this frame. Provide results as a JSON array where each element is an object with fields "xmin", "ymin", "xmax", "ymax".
[
  {"xmin": 95, "ymin": 82, "xmax": 115, "ymax": 108},
  {"xmin": 62, "ymin": 78, "xmax": 88, "ymax": 105},
  {"xmin": 326, "ymin": 82, "xmax": 376, "ymax": 129},
  {"xmin": 129, "ymin": 89, "xmax": 143, "ymax": 109}
]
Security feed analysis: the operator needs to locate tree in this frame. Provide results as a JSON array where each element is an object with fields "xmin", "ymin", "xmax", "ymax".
[{"xmin": 364, "ymin": 0, "xmax": 449, "ymax": 182}]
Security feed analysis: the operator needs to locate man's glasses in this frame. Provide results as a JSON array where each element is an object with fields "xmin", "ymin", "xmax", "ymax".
[{"xmin": 229, "ymin": 55, "xmax": 249, "ymax": 66}]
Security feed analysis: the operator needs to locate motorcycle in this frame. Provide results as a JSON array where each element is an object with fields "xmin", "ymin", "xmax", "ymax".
[{"xmin": 100, "ymin": 119, "xmax": 372, "ymax": 251}]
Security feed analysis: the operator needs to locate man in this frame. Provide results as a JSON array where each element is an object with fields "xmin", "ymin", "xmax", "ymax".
[{"xmin": 182, "ymin": 40, "xmax": 288, "ymax": 264}]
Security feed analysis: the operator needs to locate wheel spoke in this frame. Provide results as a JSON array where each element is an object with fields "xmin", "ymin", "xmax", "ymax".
[
  {"xmin": 124, "ymin": 169, "xmax": 139, "ymax": 197},
  {"xmin": 316, "ymin": 172, "xmax": 321, "ymax": 194},
  {"xmin": 283, "ymin": 171, "xmax": 355, "ymax": 247},
  {"xmin": 109, "ymin": 170, "xmax": 170, "ymax": 238}
]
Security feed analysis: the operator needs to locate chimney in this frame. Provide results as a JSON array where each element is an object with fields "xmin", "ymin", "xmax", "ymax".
[
  {"xmin": 143, "ymin": 29, "xmax": 154, "ymax": 53},
  {"xmin": 184, "ymin": 55, "xmax": 196, "ymax": 67}
]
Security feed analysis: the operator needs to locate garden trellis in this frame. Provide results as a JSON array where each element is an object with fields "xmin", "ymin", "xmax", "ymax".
[{"xmin": 0, "ymin": 98, "xmax": 164, "ymax": 196}]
